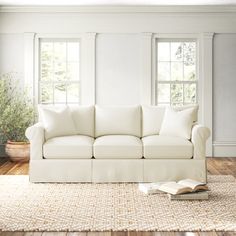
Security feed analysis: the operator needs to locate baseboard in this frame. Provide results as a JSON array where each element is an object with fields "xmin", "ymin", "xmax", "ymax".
[{"xmin": 213, "ymin": 141, "xmax": 236, "ymax": 157}]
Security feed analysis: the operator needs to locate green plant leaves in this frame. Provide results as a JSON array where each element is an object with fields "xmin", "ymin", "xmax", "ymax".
[{"xmin": 0, "ymin": 73, "xmax": 35, "ymax": 143}]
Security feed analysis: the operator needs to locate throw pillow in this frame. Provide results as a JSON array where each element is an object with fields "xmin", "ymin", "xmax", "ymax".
[
  {"xmin": 159, "ymin": 107, "xmax": 196, "ymax": 140},
  {"xmin": 39, "ymin": 105, "xmax": 77, "ymax": 140}
]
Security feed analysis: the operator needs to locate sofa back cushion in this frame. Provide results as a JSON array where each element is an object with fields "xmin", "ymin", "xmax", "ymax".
[
  {"xmin": 95, "ymin": 105, "xmax": 141, "ymax": 137},
  {"xmin": 39, "ymin": 105, "xmax": 77, "ymax": 140},
  {"xmin": 142, "ymin": 105, "xmax": 198, "ymax": 137},
  {"xmin": 159, "ymin": 107, "xmax": 196, "ymax": 140},
  {"xmin": 142, "ymin": 106, "xmax": 166, "ymax": 137},
  {"xmin": 38, "ymin": 105, "xmax": 94, "ymax": 137},
  {"xmin": 70, "ymin": 105, "xmax": 94, "ymax": 137}
]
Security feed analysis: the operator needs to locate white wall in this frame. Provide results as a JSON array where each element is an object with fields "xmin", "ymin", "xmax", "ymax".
[
  {"xmin": 213, "ymin": 33, "xmax": 236, "ymax": 157},
  {"xmin": 96, "ymin": 34, "xmax": 141, "ymax": 105},
  {"xmin": 0, "ymin": 33, "xmax": 24, "ymax": 76},
  {"xmin": 0, "ymin": 7, "xmax": 236, "ymax": 157}
]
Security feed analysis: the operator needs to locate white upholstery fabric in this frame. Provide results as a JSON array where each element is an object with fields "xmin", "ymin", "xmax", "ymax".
[
  {"xmin": 142, "ymin": 105, "xmax": 198, "ymax": 137},
  {"xmin": 93, "ymin": 135, "xmax": 142, "ymax": 159},
  {"xmin": 174, "ymin": 105, "xmax": 199, "ymax": 122},
  {"xmin": 27, "ymin": 105, "xmax": 209, "ymax": 183},
  {"xmin": 30, "ymin": 159, "xmax": 92, "ymax": 182},
  {"xmin": 191, "ymin": 124, "xmax": 211, "ymax": 159},
  {"xmin": 25, "ymin": 122, "xmax": 45, "ymax": 160},
  {"xmin": 142, "ymin": 106, "xmax": 165, "ymax": 137},
  {"xmin": 39, "ymin": 105, "xmax": 76, "ymax": 140},
  {"xmin": 142, "ymin": 135, "xmax": 193, "ymax": 159},
  {"xmin": 38, "ymin": 105, "xmax": 95, "ymax": 138},
  {"xmin": 159, "ymin": 107, "xmax": 196, "ymax": 140},
  {"xmin": 144, "ymin": 159, "xmax": 206, "ymax": 182},
  {"xmin": 70, "ymin": 105, "xmax": 94, "ymax": 137},
  {"xmin": 43, "ymin": 135, "xmax": 94, "ymax": 159},
  {"xmin": 95, "ymin": 106, "xmax": 141, "ymax": 137},
  {"xmin": 30, "ymin": 158, "xmax": 206, "ymax": 183},
  {"xmin": 92, "ymin": 159, "xmax": 143, "ymax": 182}
]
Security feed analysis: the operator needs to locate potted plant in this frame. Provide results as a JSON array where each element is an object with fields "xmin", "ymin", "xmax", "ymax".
[{"xmin": 0, "ymin": 73, "xmax": 35, "ymax": 162}]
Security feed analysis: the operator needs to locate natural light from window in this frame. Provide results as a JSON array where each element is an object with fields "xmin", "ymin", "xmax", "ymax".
[
  {"xmin": 157, "ymin": 40, "xmax": 197, "ymax": 106},
  {"xmin": 39, "ymin": 39, "xmax": 80, "ymax": 104}
]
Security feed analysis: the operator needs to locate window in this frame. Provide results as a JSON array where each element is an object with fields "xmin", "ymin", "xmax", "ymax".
[
  {"xmin": 39, "ymin": 39, "xmax": 80, "ymax": 104},
  {"xmin": 156, "ymin": 40, "xmax": 197, "ymax": 106}
]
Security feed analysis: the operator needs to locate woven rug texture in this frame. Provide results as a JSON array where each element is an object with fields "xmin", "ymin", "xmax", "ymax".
[{"xmin": 0, "ymin": 175, "xmax": 236, "ymax": 231}]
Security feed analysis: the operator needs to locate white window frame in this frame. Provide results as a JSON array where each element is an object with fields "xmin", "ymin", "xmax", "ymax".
[
  {"xmin": 32, "ymin": 33, "xmax": 96, "ymax": 106},
  {"xmin": 35, "ymin": 34, "xmax": 82, "ymax": 105},
  {"xmin": 38, "ymin": 38, "xmax": 81, "ymax": 105},
  {"xmin": 155, "ymin": 38, "xmax": 198, "ymax": 106},
  {"xmin": 151, "ymin": 34, "xmax": 200, "ymax": 107}
]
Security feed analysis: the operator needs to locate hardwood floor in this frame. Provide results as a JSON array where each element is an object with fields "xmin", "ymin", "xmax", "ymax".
[{"xmin": 0, "ymin": 157, "xmax": 236, "ymax": 236}]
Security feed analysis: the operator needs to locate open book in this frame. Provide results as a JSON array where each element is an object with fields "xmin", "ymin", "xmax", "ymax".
[
  {"xmin": 139, "ymin": 182, "xmax": 175, "ymax": 194},
  {"xmin": 158, "ymin": 179, "xmax": 208, "ymax": 195}
]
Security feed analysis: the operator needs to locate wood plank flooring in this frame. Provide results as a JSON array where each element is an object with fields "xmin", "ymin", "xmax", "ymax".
[{"xmin": 0, "ymin": 157, "xmax": 236, "ymax": 236}]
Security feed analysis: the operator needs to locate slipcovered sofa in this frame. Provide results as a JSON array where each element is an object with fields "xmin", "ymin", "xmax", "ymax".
[{"xmin": 26, "ymin": 105, "xmax": 210, "ymax": 183}]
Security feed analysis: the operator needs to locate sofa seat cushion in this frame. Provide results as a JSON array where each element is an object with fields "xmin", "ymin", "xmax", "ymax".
[
  {"xmin": 43, "ymin": 135, "xmax": 94, "ymax": 159},
  {"xmin": 93, "ymin": 135, "xmax": 142, "ymax": 159},
  {"xmin": 142, "ymin": 135, "xmax": 193, "ymax": 159}
]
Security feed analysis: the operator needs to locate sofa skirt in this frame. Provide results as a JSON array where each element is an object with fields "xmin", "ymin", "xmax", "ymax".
[{"xmin": 29, "ymin": 159, "xmax": 207, "ymax": 183}]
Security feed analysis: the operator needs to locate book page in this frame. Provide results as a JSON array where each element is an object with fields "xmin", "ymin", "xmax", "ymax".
[
  {"xmin": 159, "ymin": 182, "xmax": 192, "ymax": 195},
  {"xmin": 177, "ymin": 179, "xmax": 206, "ymax": 190},
  {"xmin": 139, "ymin": 182, "xmax": 175, "ymax": 194}
]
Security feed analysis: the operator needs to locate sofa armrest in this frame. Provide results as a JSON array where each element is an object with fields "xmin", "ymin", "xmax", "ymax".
[
  {"xmin": 191, "ymin": 124, "xmax": 210, "ymax": 159},
  {"xmin": 25, "ymin": 122, "xmax": 45, "ymax": 160}
]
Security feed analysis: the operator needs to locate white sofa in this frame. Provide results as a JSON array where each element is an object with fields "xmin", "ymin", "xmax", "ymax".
[{"xmin": 26, "ymin": 105, "xmax": 210, "ymax": 183}]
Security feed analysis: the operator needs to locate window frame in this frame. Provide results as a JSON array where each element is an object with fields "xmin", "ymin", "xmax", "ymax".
[
  {"xmin": 155, "ymin": 37, "xmax": 199, "ymax": 106},
  {"xmin": 35, "ymin": 34, "xmax": 83, "ymax": 105}
]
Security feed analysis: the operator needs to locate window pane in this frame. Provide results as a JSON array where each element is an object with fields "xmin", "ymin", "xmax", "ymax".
[
  {"xmin": 39, "ymin": 40, "xmax": 80, "ymax": 104},
  {"xmin": 67, "ymin": 42, "xmax": 79, "ymax": 62},
  {"xmin": 41, "ymin": 62, "xmax": 53, "ymax": 81},
  {"xmin": 41, "ymin": 42, "xmax": 53, "ymax": 61},
  {"xmin": 67, "ymin": 62, "xmax": 79, "ymax": 81},
  {"xmin": 171, "ymin": 84, "xmax": 183, "ymax": 106},
  {"xmin": 157, "ymin": 40, "xmax": 197, "ymax": 106},
  {"xmin": 184, "ymin": 83, "xmax": 197, "ymax": 104},
  {"xmin": 54, "ymin": 62, "xmax": 67, "ymax": 81},
  {"xmin": 183, "ymin": 42, "xmax": 196, "ymax": 66},
  {"xmin": 184, "ymin": 64, "xmax": 196, "ymax": 81},
  {"xmin": 54, "ymin": 83, "xmax": 66, "ymax": 103},
  {"xmin": 158, "ymin": 84, "xmax": 170, "ymax": 103},
  {"xmin": 40, "ymin": 83, "xmax": 53, "ymax": 104},
  {"xmin": 158, "ymin": 42, "xmax": 170, "ymax": 61},
  {"xmin": 171, "ymin": 62, "xmax": 183, "ymax": 81},
  {"xmin": 54, "ymin": 42, "xmax": 66, "ymax": 62},
  {"xmin": 158, "ymin": 62, "xmax": 170, "ymax": 81},
  {"xmin": 171, "ymin": 42, "xmax": 183, "ymax": 61},
  {"xmin": 41, "ymin": 42, "xmax": 53, "ymax": 81},
  {"xmin": 67, "ymin": 83, "xmax": 79, "ymax": 103}
]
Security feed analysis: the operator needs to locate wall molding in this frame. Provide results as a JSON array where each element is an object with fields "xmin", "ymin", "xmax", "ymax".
[
  {"xmin": 1, "ymin": 5, "xmax": 236, "ymax": 13},
  {"xmin": 81, "ymin": 32, "xmax": 97, "ymax": 105},
  {"xmin": 213, "ymin": 141, "xmax": 236, "ymax": 146},
  {"xmin": 213, "ymin": 141, "xmax": 236, "ymax": 157},
  {"xmin": 24, "ymin": 32, "xmax": 36, "ymax": 101},
  {"xmin": 140, "ymin": 32, "xmax": 153, "ymax": 105},
  {"xmin": 200, "ymin": 32, "xmax": 214, "ymax": 157}
]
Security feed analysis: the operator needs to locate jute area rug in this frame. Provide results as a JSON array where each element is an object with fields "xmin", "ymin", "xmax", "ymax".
[{"xmin": 0, "ymin": 175, "xmax": 236, "ymax": 232}]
